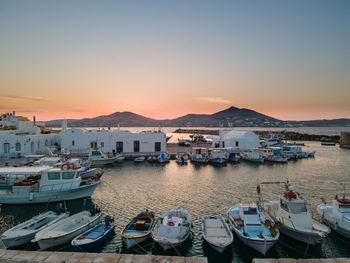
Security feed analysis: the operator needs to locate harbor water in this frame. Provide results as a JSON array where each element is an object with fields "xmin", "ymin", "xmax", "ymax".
[{"xmin": 0, "ymin": 141, "xmax": 349, "ymax": 262}]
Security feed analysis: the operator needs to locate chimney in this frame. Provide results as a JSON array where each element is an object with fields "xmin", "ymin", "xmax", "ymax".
[
  {"xmin": 13, "ymin": 111, "xmax": 15, "ymax": 117},
  {"xmin": 33, "ymin": 116, "xmax": 36, "ymax": 125},
  {"xmin": 61, "ymin": 119, "xmax": 67, "ymax": 133}
]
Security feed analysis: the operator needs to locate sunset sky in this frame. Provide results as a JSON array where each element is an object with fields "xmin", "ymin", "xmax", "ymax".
[{"xmin": 0, "ymin": 0, "xmax": 349, "ymax": 121}]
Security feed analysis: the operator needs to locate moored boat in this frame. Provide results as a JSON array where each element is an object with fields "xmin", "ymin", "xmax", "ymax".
[
  {"xmin": 317, "ymin": 188, "xmax": 350, "ymax": 239},
  {"xmin": 121, "ymin": 210, "xmax": 156, "ymax": 249},
  {"xmin": 157, "ymin": 153, "xmax": 170, "ymax": 163},
  {"xmin": 1, "ymin": 210, "xmax": 69, "ymax": 248},
  {"xmin": 71, "ymin": 215, "xmax": 115, "ymax": 251},
  {"xmin": 260, "ymin": 183, "xmax": 330, "ymax": 245},
  {"xmin": 240, "ymin": 149, "xmax": 264, "ymax": 164},
  {"xmin": 176, "ymin": 152, "xmax": 188, "ymax": 164},
  {"xmin": 202, "ymin": 216, "xmax": 233, "ymax": 253},
  {"xmin": 0, "ymin": 166, "xmax": 100, "ymax": 204},
  {"xmin": 191, "ymin": 147, "xmax": 208, "ymax": 164},
  {"xmin": 32, "ymin": 209, "xmax": 101, "ymax": 250},
  {"xmin": 227, "ymin": 202, "xmax": 279, "ymax": 255},
  {"xmin": 152, "ymin": 207, "xmax": 192, "ymax": 250},
  {"xmin": 88, "ymin": 149, "xmax": 118, "ymax": 166},
  {"xmin": 134, "ymin": 156, "xmax": 145, "ymax": 163},
  {"xmin": 208, "ymin": 148, "xmax": 228, "ymax": 164}
]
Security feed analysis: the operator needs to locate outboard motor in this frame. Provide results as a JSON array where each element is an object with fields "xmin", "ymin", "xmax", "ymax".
[
  {"xmin": 91, "ymin": 204, "xmax": 101, "ymax": 216},
  {"xmin": 104, "ymin": 215, "xmax": 114, "ymax": 226},
  {"xmin": 55, "ymin": 203, "xmax": 65, "ymax": 214}
]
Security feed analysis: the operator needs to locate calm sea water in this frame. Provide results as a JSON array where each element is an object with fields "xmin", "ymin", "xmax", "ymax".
[{"xmin": 0, "ymin": 141, "xmax": 350, "ymax": 262}]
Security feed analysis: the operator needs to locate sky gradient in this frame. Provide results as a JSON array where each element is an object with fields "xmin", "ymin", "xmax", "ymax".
[{"xmin": 0, "ymin": 0, "xmax": 349, "ymax": 121}]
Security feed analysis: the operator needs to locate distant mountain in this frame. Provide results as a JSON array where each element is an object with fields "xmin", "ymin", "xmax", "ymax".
[{"xmin": 44, "ymin": 106, "xmax": 350, "ymax": 128}]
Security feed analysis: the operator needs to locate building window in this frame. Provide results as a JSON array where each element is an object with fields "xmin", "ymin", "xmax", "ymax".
[
  {"xmin": 31, "ymin": 141, "xmax": 34, "ymax": 153},
  {"xmin": 72, "ymin": 140, "xmax": 75, "ymax": 146},
  {"xmin": 235, "ymin": 141, "xmax": 239, "ymax": 147},
  {"xmin": 15, "ymin": 142, "xmax": 21, "ymax": 152},
  {"xmin": 155, "ymin": 142, "xmax": 161, "ymax": 152},
  {"xmin": 45, "ymin": 140, "xmax": 48, "ymax": 146},
  {"xmin": 134, "ymin": 140, "xmax": 140, "ymax": 152},
  {"xmin": 101, "ymin": 142, "xmax": 104, "ymax": 148},
  {"xmin": 90, "ymin": 141, "xmax": 97, "ymax": 149},
  {"xmin": 116, "ymin": 141, "xmax": 123, "ymax": 153},
  {"xmin": 3, "ymin": 143, "xmax": 10, "ymax": 154},
  {"xmin": 222, "ymin": 141, "xmax": 225, "ymax": 148}
]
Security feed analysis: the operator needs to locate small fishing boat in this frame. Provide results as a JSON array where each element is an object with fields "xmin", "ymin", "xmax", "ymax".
[
  {"xmin": 32, "ymin": 209, "xmax": 101, "ymax": 250},
  {"xmin": 152, "ymin": 207, "xmax": 192, "ymax": 250},
  {"xmin": 261, "ymin": 183, "xmax": 330, "ymax": 245},
  {"xmin": 147, "ymin": 156, "xmax": 157, "ymax": 163},
  {"xmin": 191, "ymin": 147, "xmax": 208, "ymax": 163},
  {"xmin": 176, "ymin": 152, "xmax": 188, "ymax": 165},
  {"xmin": 226, "ymin": 147, "xmax": 240, "ymax": 163},
  {"xmin": 321, "ymin": 142, "xmax": 336, "ymax": 146},
  {"xmin": 1, "ymin": 210, "xmax": 69, "ymax": 248},
  {"xmin": 116, "ymin": 155, "xmax": 125, "ymax": 163},
  {"xmin": 120, "ymin": 211, "xmax": 156, "ymax": 249},
  {"xmin": 208, "ymin": 148, "xmax": 228, "ymax": 164},
  {"xmin": 202, "ymin": 216, "xmax": 233, "ymax": 253},
  {"xmin": 227, "ymin": 202, "xmax": 279, "ymax": 255},
  {"xmin": 134, "ymin": 156, "xmax": 145, "ymax": 163},
  {"xmin": 260, "ymin": 148, "xmax": 288, "ymax": 163},
  {"xmin": 157, "ymin": 153, "xmax": 170, "ymax": 163},
  {"xmin": 240, "ymin": 149, "xmax": 264, "ymax": 164},
  {"xmin": 317, "ymin": 186, "xmax": 350, "ymax": 239},
  {"xmin": 88, "ymin": 149, "xmax": 118, "ymax": 166},
  {"xmin": 71, "ymin": 215, "xmax": 115, "ymax": 251}
]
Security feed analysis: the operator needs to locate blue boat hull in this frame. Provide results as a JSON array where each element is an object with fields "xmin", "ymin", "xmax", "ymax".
[{"xmin": 72, "ymin": 224, "xmax": 115, "ymax": 252}]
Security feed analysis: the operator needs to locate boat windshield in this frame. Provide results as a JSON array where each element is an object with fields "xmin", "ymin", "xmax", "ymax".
[
  {"xmin": 243, "ymin": 207, "xmax": 257, "ymax": 215},
  {"xmin": 287, "ymin": 202, "xmax": 307, "ymax": 213}
]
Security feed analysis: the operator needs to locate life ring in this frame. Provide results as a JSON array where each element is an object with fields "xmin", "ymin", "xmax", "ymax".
[
  {"xmin": 167, "ymin": 221, "xmax": 175, "ymax": 226},
  {"xmin": 61, "ymin": 163, "xmax": 72, "ymax": 170}
]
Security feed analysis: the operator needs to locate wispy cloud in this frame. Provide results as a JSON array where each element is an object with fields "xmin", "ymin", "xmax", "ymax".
[
  {"xmin": 0, "ymin": 95, "xmax": 50, "ymax": 102},
  {"xmin": 196, "ymin": 97, "xmax": 232, "ymax": 104}
]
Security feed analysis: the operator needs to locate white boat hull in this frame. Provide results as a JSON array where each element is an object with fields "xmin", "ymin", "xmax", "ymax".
[
  {"xmin": 2, "ymin": 232, "xmax": 35, "ymax": 248},
  {"xmin": 279, "ymin": 224, "xmax": 323, "ymax": 245},
  {"xmin": 122, "ymin": 236, "xmax": 148, "ymax": 249},
  {"xmin": 37, "ymin": 216, "xmax": 100, "ymax": 250},
  {"xmin": 91, "ymin": 158, "xmax": 117, "ymax": 166},
  {"xmin": 81, "ymin": 168, "xmax": 103, "ymax": 179},
  {"xmin": 209, "ymin": 158, "xmax": 227, "ymax": 164},
  {"xmin": 0, "ymin": 182, "xmax": 100, "ymax": 204}
]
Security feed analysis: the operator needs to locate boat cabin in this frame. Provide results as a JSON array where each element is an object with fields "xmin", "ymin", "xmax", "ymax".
[{"xmin": 280, "ymin": 197, "xmax": 308, "ymax": 214}]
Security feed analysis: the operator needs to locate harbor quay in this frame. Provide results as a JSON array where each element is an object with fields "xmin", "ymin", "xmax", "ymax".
[{"xmin": 0, "ymin": 249, "xmax": 208, "ymax": 263}]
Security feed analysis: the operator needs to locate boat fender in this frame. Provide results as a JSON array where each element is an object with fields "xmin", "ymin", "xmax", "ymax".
[
  {"xmin": 264, "ymin": 219, "xmax": 272, "ymax": 227},
  {"xmin": 167, "ymin": 221, "xmax": 175, "ymax": 226}
]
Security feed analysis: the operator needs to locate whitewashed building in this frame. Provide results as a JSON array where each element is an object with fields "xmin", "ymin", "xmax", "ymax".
[
  {"xmin": 60, "ymin": 128, "xmax": 166, "ymax": 156},
  {"xmin": 0, "ymin": 112, "xmax": 60, "ymax": 158},
  {"xmin": 216, "ymin": 130, "xmax": 261, "ymax": 150}
]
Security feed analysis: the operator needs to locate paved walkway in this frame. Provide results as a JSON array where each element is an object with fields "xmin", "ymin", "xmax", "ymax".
[{"xmin": 0, "ymin": 249, "xmax": 207, "ymax": 263}]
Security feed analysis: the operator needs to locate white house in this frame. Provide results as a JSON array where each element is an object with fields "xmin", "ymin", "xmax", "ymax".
[
  {"xmin": 0, "ymin": 112, "xmax": 60, "ymax": 158},
  {"xmin": 217, "ymin": 130, "xmax": 261, "ymax": 150},
  {"xmin": 60, "ymin": 128, "xmax": 166, "ymax": 155}
]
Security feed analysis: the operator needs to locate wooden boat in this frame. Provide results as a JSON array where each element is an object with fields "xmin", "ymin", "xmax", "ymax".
[
  {"xmin": 152, "ymin": 207, "xmax": 192, "ymax": 250},
  {"xmin": 202, "ymin": 216, "xmax": 233, "ymax": 253},
  {"xmin": 1, "ymin": 211, "xmax": 69, "ymax": 248},
  {"xmin": 116, "ymin": 155, "xmax": 125, "ymax": 163},
  {"xmin": 191, "ymin": 147, "xmax": 208, "ymax": 163},
  {"xmin": 120, "ymin": 211, "xmax": 156, "ymax": 249},
  {"xmin": 71, "ymin": 215, "xmax": 115, "ymax": 251},
  {"xmin": 321, "ymin": 142, "xmax": 336, "ymax": 146},
  {"xmin": 208, "ymin": 148, "xmax": 228, "ymax": 164},
  {"xmin": 228, "ymin": 202, "xmax": 279, "ymax": 255},
  {"xmin": 89, "ymin": 149, "xmax": 118, "ymax": 166},
  {"xmin": 32, "ymin": 210, "xmax": 101, "ymax": 250}
]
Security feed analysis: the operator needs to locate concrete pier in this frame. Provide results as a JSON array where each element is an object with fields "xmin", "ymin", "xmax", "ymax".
[{"xmin": 0, "ymin": 249, "xmax": 208, "ymax": 263}]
